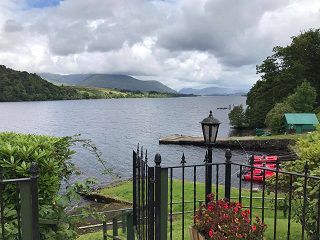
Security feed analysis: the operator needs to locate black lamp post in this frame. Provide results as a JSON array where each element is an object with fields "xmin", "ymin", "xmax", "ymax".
[{"xmin": 200, "ymin": 110, "xmax": 220, "ymax": 203}]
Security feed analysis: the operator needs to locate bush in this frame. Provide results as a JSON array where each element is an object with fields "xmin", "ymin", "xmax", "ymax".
[
  {"xmin": 265, "ymin": 81, "xmax": 317, "ymax": 133},
  {"xmin": 267, "ymin": 127, "xmax": 320, "ymax": 239},
  {"xmin": 228, "ymin": 105, "xmax": 249, "ymax": 129},
  {"xmin": 265, "ymin": 102, "xmax": 295, "ymax": 133},
  {"xmin": 194, "ymin": 194, "xmax": 266, "ymax": 239},
  {"xmin": 0, "ymin": 132, "xmax": 77, "ymax": 239}
]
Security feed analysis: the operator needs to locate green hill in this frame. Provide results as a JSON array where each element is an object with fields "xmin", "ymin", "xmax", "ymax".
[
  {"xmin": 0, "ymin": 66, "xmax": 185, "ymax": 102},
  {"xmin": 0, "ymin": 65, "xmax": 79, "ymax": 101},
  {"xmin": 39, "ymin": 73, "xmax": 176, "ymax": 93}
]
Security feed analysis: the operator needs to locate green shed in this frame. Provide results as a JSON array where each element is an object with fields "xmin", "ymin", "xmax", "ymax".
[{"xmin": 284, "ymin": 113, "xmax": 319, "ymax": 134}]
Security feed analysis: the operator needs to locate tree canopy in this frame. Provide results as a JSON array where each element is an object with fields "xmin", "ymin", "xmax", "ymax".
[
  {"xmin": 228, "ymin": 105, "xmax": 248, "ymax": 129},
  {"xmin": 265, "ymin": 81, "xmax": 316, "ymax": 133},
  {"xmin": 246, "ymin": 29, "xmax": 320, "ymax": 127},
  {"xmin": 0, "ymin": 65, "xmax": 79, "ymax": 101}
]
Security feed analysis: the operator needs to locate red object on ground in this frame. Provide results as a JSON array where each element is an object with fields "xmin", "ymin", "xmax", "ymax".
[
  {"xmin": 242, "ymin": 155, "xmax": 280, "ymax": 182},
  {"xmin": 243, "ymin": 169, "xmax": 276, "ymax": 182},
  {"xmin": 253, "ymin": 155, "xmax": 278, "ymax": 163}
]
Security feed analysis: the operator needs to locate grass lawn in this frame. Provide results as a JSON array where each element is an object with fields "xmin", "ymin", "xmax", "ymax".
[
  {"xmin": 79, "ymin": 180, "xmax": 304, "ymax": 239},
  {"xmin": 253, "ymin": 133, "xmax": 307, "ymax": 140}
]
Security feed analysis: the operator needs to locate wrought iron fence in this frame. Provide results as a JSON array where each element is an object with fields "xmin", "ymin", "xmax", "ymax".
[
  {"xmin": 0, "ymin": 163, "xmax": 40, "ymax": 240},
  {"xmin": 133, "ymin": 146, "xmax": 320, "ymax": 240},
  {"xmin": 72, "ymin": 208, "xmax": 135, "ymax": 240}
]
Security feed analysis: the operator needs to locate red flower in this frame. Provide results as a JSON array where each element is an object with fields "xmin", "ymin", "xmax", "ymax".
[
  {"xmin": 207, "ymin": 193, "xmax": 214, "ymax": 201},
  {"xmin": 208, "ymin": 228, "xmax": 214, "ymax": 237},
  {"xmin": 194, "ymin": 194, "xmax": 266, "ymax": 239}
]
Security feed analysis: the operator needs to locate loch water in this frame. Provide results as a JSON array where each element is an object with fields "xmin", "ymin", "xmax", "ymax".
[{"xmin": 0, "ymin": 96, "xmax": 249, "ymax": 185}]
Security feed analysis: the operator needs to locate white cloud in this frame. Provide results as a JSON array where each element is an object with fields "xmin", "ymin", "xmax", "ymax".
[{"xmin": 0, "ymin": 0, "xmax": 319, "ymax": 90}]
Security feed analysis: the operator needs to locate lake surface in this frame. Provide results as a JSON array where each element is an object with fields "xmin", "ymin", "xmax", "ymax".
[{"xmin": 0, "ymin": 96, "xmax": 249, "ymax": 185}]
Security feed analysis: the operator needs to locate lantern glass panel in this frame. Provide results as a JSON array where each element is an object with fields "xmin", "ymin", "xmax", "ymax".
[{"xmin": 203, "ymin": 124, "xmax": 210, "ymax": 143}]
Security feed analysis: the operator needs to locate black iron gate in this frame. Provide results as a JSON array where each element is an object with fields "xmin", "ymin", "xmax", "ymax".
[
  {"xmin": 133, "ymin": 146, "xmax": 320, "ymax": 240},
  {"xmin": 133, "ymin": 146, "xmax": 169, "ymax": 240}
]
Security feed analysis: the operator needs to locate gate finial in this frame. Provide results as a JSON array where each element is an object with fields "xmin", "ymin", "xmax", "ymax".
[
  {"xmin": 204, "ymin": 151, "xmax": 208, "ymax": 163},
  {"xmin": 225, "ymin": 149, "xmax": 232, "ymax": 163},
  {"xmin": 181, "ymin": 153, "xmax": 186, "ymax": 165},
  {"xmin": 154, "ymin": 153, "xmax": 162, "ymax": 166}
]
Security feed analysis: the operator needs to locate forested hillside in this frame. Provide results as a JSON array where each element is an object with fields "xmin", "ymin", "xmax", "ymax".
[
  {"xmin": 0, "ymin": 66, "xmax": 185, "ymax": 102},
  {"xmin": 246, "ymin": 29, "xmax": 320, "ymax": 127},
  {"xmin": 0, "ymin": 65, "xmax": 79, "ymax": 101}
]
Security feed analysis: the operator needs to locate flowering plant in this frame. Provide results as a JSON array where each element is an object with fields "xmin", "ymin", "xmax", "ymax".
[{"xmin": 194, "ymin": 194, "xmax": 266, "ymax": 240}]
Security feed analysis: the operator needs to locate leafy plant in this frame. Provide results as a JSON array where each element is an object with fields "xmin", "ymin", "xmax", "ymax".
[
  {"xmin": 194, "ymin": 194, "xmax": 266, "ymax": 239},
  {"xmin": 0, "ymin": 132, "xmax": 115, "ymax": 239},
  {"xmin": 228, "ymin": 105, "xmax": 249, "ymax": 129},
  {"xmin": 267, "ymin": 127, "xmax": 320, "ymax": 239},
  {"xmin": 265, "ymin": 101, "xmax": 294, "ymax": 133}
]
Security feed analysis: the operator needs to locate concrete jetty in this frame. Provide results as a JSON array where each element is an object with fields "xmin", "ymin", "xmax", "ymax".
[{"xmin": 159, "ymin": 134, "xmax": 295, "ymax": 151}]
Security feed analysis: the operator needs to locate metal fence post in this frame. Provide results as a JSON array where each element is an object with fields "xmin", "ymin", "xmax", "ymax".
[
  {"xmin": 154, "ymin": 153, "xmax": 168, "ymax": 240},
  {"xmin": 224, "ymin": 149, "xmax": 232, "ymax": 201},
  {"xmin": 102, "ymin": 220, "xmax": 107, "ymax": 240},
  {"xmin": 113, "ymin": 217, "xmax": 118, "ymax": 238},
  {"xmin": 132, "ymin": 150, "xmax": 137, "ymax": 226},
  {"xmin": 0, "ymin": 166, "xmax": 5, "ymax": 239},
  {"xmin": 148, "ymin": 166, "xmax": 155, "ymax": 240},
  {"xmin": 30, "ymin": 162, "xmax": 40, "ymax": 240},
  {"xmin": 205, "ymin": 145, "xmax": 213, "ymax": 204},
  {"xmin": 20, "ymin": 162, "xmax": 39, "ymax": 240},
  {"xmin": 126, "ymin": 212, "xmax": 135, "ymax": 240}
]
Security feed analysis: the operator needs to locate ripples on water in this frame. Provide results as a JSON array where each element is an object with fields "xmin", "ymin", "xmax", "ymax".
[{"xmin": 0, "ymin": 96, "xmax": 250, "ymax": 185}]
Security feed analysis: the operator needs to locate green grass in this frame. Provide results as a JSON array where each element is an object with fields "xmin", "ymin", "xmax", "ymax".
[
  {"xmin": 77, "ymin": 231, "xmax": 125, "ymax": 240},
  {"xmin": 79, "ymin": 180, "xmax": 305, "ymax": 239},
  {"xmin": 253, "ymin": 133, "xmax": 307, "ymax": 140}
]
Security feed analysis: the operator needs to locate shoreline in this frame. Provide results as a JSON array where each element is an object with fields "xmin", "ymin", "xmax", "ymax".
[{"xmin": 159, "ymin": 134, "xmax": 296, "ymax": 151}]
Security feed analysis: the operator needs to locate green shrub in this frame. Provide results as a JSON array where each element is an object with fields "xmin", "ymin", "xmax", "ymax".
[
  {"xmin": 265, "ymin": 102, "xmax": 294, "ymax": 133},
  {"xmin": 228, "ymin": 105, "xmax": 249, "ymax": 129},
  {"xmin": 0, "ymin": 132, "xmax": 77, "ymax": 239},
  {"xmin": 268, "ymin": 127, "xmax": 320, "ymax": 239}
]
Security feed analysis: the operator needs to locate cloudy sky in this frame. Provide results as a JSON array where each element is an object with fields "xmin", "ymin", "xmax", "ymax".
[{"xmin": 0, "ymin": 0, "xmax": 320, "ymax": 91}]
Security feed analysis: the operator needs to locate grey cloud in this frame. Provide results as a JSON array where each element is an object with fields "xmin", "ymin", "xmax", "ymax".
[
  {"xmin": 158, "ymin": 0, "xmax": 291, "ymax": 66},
  {"xmin": 3, "ymin": 19, "xmax": 23, "ymax": 32},
  {"xmin": 0, "ymin": 0, "xmax": 319, "ymax": 90}
]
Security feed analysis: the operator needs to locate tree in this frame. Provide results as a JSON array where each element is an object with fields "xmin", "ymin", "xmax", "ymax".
[
  {"xmin": 286, "ymin": 81, "xmax": 316, "ymax": 112},
  {"xmin": 264, "ymin": 82, "xmax": 316, "ymax": 133},
  {"xmin": 246, "ymin": 29, "xmax": 320, "ymax": 128},
  {"xmin": 228, "ymin": 105, "xmax": 248, "ymax": 129},
  {"xmin": 265, "ymin": 102, "xmax": 294, "ymax": 133}
]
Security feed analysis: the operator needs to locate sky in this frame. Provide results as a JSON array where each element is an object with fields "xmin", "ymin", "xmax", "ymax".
[{"xmin": 0, "ymin": 0, "xmax": 320, "ymax": 91}]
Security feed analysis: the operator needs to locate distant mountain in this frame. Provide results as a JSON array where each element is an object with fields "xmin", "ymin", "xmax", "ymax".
[
  {"xmin": 0, "ymin": 65, "xmax": 79, "ymax": 101},
  {"xmin": 179, "ymin": 87, "xmax": 247, "ymax": 96},
  {"xmin": 39, "ymin": 73, "xmax": 176, "ymax": 93}
]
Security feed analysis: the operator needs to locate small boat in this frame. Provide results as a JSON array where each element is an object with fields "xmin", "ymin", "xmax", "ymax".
[
  {"xmin": 244, "ymin": 163, "xmax": 277, "ymax": 172},
  {"xmin": 243, "ymin": 170, "xmax": 275, "ymax": 181},
  {"xmin": 241, "ymin": 155, "xmax": 280, "ymax": 182},
  {"xmin": 253, "ymin": 155, "xmax": 278, "ymax": 162}
]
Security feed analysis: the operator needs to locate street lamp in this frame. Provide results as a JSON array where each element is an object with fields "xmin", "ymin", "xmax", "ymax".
[{"xmin": 200, "ymin": 110, "xmax": 220, "ymax": 203}]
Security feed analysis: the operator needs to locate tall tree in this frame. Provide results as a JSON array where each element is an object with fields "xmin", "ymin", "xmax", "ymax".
[
  {"xmin": 228, "ymin": 105, "xmax": 248, "ymax": 129},
  {"xmin": 286, "ymin": 81, "xmax": 316, "ymax": 112},
  {"xmin": 246, "ymin": 29, "xmax": 320, "ymax": 127},
  {"xmin": 264, "ymin": 81, "xmax": 316, "ymax": 133}
]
